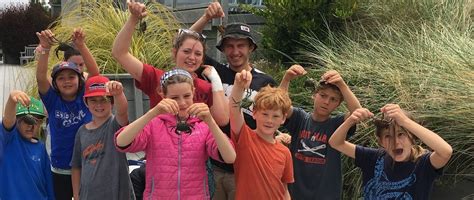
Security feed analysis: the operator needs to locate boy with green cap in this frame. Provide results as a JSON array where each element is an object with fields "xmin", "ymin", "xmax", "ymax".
[{"xmin": 0, "ymin": 90, "xmax": 54, "ymax": 199}]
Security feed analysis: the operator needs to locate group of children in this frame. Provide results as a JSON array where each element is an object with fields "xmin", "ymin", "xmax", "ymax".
[{"xmin": 0, "ymin": 1, "xmax": 452, "ymax": 200}]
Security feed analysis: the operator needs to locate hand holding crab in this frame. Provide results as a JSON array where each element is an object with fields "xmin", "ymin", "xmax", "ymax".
[
  {"xmin": 187, "ymin": 103, "xmax": 212, "ymax": 123},
  {"xmin": 153, "ymin": 98, "xmax": 179, "ymax": 116}
]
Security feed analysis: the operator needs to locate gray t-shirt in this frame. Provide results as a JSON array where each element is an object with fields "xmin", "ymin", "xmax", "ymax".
[
  {"xmin": 284, "ymin": 107, "xmax": 356, "ymax": 200},
  {"xmin": 71, "ymin": 116, "xmax": 134, "ymax": 200}
]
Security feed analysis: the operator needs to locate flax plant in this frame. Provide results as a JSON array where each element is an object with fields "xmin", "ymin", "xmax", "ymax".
[{"xmin": 262, "ymin": 0, "xmax": 473, "ymax": 198}]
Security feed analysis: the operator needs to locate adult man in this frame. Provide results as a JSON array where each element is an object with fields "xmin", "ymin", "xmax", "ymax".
[{"xmin": 191, "ymin": 2, "xmax": 276, "ymax": 199}]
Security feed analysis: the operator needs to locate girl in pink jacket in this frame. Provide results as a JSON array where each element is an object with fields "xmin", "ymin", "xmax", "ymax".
[{"xmin": 115, "ymin": 69, "xmax": 236, "ymax": 199}]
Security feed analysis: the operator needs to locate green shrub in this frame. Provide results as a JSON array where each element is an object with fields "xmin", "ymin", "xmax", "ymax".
[
  {"xmin": 242, "ymin": 0, "xmax": 357, "ymax": 63},
  {"xmin": 0, "ymin": 3, "xmax": 54, "ymax": 64}
]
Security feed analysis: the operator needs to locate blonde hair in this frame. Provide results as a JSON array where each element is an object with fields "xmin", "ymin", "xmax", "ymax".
[
  {"xmin": 375, "ymin": 110, "xmax": 427, "ymax": 162},
  {"xmin": 253, "ymin": 86, "xmax": 292, "ymax": 115}
]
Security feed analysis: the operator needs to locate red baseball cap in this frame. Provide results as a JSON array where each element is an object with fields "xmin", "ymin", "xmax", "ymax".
[{"xmin": 84, "ymin": 75, "xmax": 111, "ymax": 98}]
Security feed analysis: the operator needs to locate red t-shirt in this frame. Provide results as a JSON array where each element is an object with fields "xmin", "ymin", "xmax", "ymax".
[
  {"xmin": 135, "ymin": 64, "xmax": 213, "ymax": 107},
  {"xmin": 232, "ymin": 124, "xmax": 294, "ymax": 200}
]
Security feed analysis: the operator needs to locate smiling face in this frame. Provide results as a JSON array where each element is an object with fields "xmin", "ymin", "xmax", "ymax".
[
  {"xmin": 312, "ymin": 88, "xmax": 342, "ymax": 118},
  {"xmin": 222, "ymin": 38, "xmax": 254, "ymax": 72},
  {"xmin": 253, "ymin": 108, "xmax": 286, "ymax": 137},
  {"xmin": 378, "ymin": 127, "xmax": 414, "ymax": 162},
  {"xmin": 85, "ymin": 96, "xmax": 113, "ymax": 119},
  {"xmin": 173, "ymin": 38, "xmax": 204, "ymax": 73},
  {"xmin": 54, "ymin": 69, "xmax": 80, "ymax": 98}
]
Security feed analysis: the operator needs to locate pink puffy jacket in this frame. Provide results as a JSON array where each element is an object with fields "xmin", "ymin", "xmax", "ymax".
[{"xmin": 115, "ymin": 114, "xmax": 227, "ymax": 200}]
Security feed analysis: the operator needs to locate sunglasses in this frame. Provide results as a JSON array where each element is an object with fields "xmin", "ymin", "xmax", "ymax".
[
  {"xmin": 19, "ymin": 114, "xmax": 45, "ymax": 126},
  {"xmin": 177, "ymin": 29, "xmax": 207, "ymax": 42}
]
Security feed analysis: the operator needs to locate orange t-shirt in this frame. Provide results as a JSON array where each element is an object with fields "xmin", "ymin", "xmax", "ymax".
[{"xmin": 232, "ymin": 124, "xmax": 294, "ymax": 200}]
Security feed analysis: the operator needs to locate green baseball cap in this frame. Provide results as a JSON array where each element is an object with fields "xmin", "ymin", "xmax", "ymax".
[{"xmin": 16, "ymin": 97, "xmax": 46, "ymax": 117}]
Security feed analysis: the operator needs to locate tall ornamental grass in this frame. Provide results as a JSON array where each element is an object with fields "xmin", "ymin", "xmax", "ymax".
[
  {"xmin": 26, "ymin": 0, "xmax": 181, "ymax": 74},
  {"xmin": 271, "ymin": 0, "xmax": 473, "ymax": 198}
]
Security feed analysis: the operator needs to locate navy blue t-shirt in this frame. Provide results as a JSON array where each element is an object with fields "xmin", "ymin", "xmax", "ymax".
[
  {"xmin": 355, "ymin": 146, "xmax": 442, "ymax": 200},
  {"xmin": 284, "ymin": 107, "xmax": 356, "ymax": 200}
]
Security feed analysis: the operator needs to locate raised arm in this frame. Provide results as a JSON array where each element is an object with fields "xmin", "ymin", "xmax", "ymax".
[
  {"xmin": 382, "ymin": 104, "xmax": 453, "ymax": 169},
  {"xmin": 188, "ymin": 103, "xmax": 236, "ymax": 163},
  {"xmin": 107, "ymin": 81, "xmax": 129, "ymax": 126},
  {"xmin": 202, "ymin": 65, "xmax": 229, "ymax": 126},
  {"xmin": 279, "ymin": 64, "xmax": 306, "ymax": 91},
  {"xmin": 322, "ymin": 70, "xmax": 361, "ymax": 117},
  {"xmin": 116, "ymin": 98, "xmax": 177, "ymax": 147},
  {"xmin": 2, "ymin": 91, "xmax": 31, "ymax": 130},
  {"xmin": 111, "ymin": 0, "xmax": 146, "ymax": 82},
  {"xmin": 35, "ymin": 30, "xmax": 53, "ymax": 95},
  {"xmin": 72, "ymin": 28, "xmax": 100, "ymax": 77},
  {"xmin": 329, "ymin": 108, "xmax": 373, "ymax": 158},
  {"xmin": 279, "ymin": 64, "xmax": 306, "ymax": 119},
  {"xmin": 229, "ymin": 70, "xmax": 252, "ymax": 137},
  {"xmin": 190, "ymin": 2, "xmax": 224, "ymax": 33}
]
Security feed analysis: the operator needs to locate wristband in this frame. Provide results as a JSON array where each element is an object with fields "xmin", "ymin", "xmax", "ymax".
[
  {"xmin": 35, "ymin": 45, "xmax": 50, "ymax": 55},
  {"xmin": 204, "ymin": 67, "xmax": 224, "ymax": 92}
]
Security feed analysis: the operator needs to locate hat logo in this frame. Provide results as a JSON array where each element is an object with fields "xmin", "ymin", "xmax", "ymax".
[
  {"xmin": 89, "ymin": 83, "xmax": 106, "ymax": 91},
  {"xmin": 240, "ymin": 26, "xmax": 250, "ymax": 32}
]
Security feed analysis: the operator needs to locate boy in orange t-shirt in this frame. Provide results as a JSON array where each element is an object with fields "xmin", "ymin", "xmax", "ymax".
[{"xmin": 229, "ymin": 70, "xmax": 294, "ymax": 200}]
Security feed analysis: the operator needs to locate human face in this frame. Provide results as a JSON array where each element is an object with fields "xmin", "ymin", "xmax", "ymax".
[
  {"xmin": 174, "ymin": 38, "xmax": 204, "ymax": 73},
  {"xmin": 253, "ymin": 109, "xmax": 286, "ymax": 138},
  {"xmin": 222, "ymin": 38, "xmax": 254, "ymax": 72},
  {"xmin": 67, "ymin": 55, "xmax": 85, "ymax": 72},
  {"xmin": 378, "ymin": 128, "xmax": 413, "ymax": 162},
  {"xmin": 55, "ymin": 69, "xmax": 80, "ymax": 98},
  {"xmin": 312, "ymin": 88, "xmax": 341, "ymax": 119},
  {"xmin": 165, "ymin": 83, "xmax": 194, "ymax": 117},
  {"xmin": 86, "ymin": 96, "xmax": 113, "ymax": 119},
  {"xmin": 17, "ymin": 116, "xmax": 44, "ymax": 140}
]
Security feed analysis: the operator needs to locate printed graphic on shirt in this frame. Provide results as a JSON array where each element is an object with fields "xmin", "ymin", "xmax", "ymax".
[
  {"xmin": 55, "ymin": 110, "xmax": 87, "ymax": 127},
  {"xmin": 294, "ymin": 130, "xmax": 328, "ymax": 164},
  {"xmin": 82, "ymin": 140, "xmax": 105, "ymax": 165},
  {"xmin": 364, "ymin": 156, "xmax": 415, "ymax": 199}
]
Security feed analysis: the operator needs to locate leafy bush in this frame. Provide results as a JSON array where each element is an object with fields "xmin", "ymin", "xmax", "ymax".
[
  {"xmin": 0, "ymin": 3, "xmax": 54, "ymax": 64},
  {"xmin": 242, "ymin": 0, "xmax": 357, "ymax": 63}
]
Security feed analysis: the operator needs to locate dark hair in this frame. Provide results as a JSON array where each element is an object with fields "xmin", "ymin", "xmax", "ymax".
[
  {"xmin": 52, "ymin": 70, "xmax": 85, "ymax": 94},
  {"xmin": 55, "ymin": 43, "xmax": 81, "ymax": 61},
  {"xmin": 307, "ymin": 80, "xmax": 343, "ymax": 102}
]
